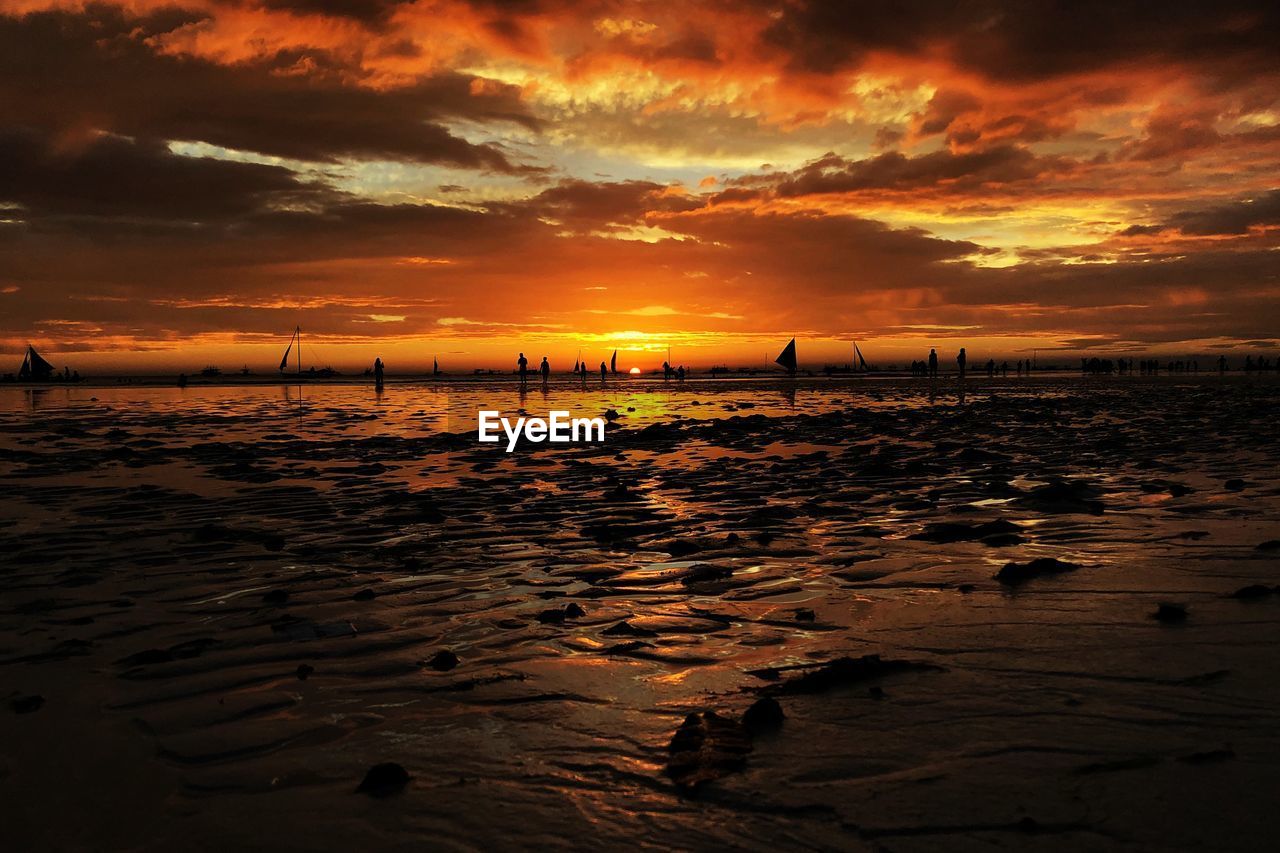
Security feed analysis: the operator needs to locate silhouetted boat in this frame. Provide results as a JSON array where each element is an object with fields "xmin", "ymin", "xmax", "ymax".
[
  {"xmin": 610, "ymin": 350, "xmax": 617, "ymax": 374},
  {"xmin": 200, "ymin": 366, "xmax": 222, "ymax": 378},
  {"xmin": 17, "ymin": 345, "xmax": 55, "ymax": 381},
  {"xmin": 278, "ymin": 326, "xmax": 339, "ymax": 379},
  {"xmin": 853, "ymin": 341, "xmax": 869, "ymax": 373},
  {"xmin": 775, "ymin": 338, "xmax": 798, "ymax": 375},
  {"xmin": 280, "ymin": 326, "xmax": 300, "ymax": 375}
]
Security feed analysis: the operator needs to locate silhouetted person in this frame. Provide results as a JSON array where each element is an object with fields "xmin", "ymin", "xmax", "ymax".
[
  {"xmin": 373, "ymin": 357, "xmax": 384, "ymax": 388},
  {"xmin": 928, "ymin": 348, "xmax": 938, "ymax": 378},
  {"xmin": 986, "ymin": 359, "xmax": 995, "ymax": 377},
  {"xmin": 518, "ymin": 352, "xmax": 528, "ymax": 386},
  {"xmin": 1001, "ymin": 361, "xmax": 1008, "ymax": 377},
  {"xmin": 1219, "ymin": 355, "xmax": 1227, "ymax": 373},
  {"xmin": 662, "ymin": 360, "xmax": 672, "ymax": 380},
  {"xmin": 957, "ymin": 347, "xmax": 967, "ymax": 380},
  {"xmin": 540, "ymin": 356, "xmax": 550, "ymax": 386},
  {"xmin": 177, "ymin": 373, "xmax": 187, "ymax": 388},
  {"xmin": 600, "ymin": 361, "xmax": 607, "ymax": 382},
  {"xmin": 677, "ymin": 365, "xmax": 685, "ymax": 381}
]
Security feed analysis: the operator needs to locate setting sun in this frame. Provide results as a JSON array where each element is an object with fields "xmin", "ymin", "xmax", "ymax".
[{"xmin": 629, "ymin": 367, "xmax": 642, "ymax": 375}]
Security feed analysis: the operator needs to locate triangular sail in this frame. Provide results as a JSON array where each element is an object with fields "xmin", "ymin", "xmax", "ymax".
[
  {"xmin": 433, "ymin": 357, "xmax": 439, "ymax": 376},
  {"xmin": 775, "ymin": 338, "xmax": 797, "ymax": 373},
  {"xmin": 573, "ymin": 358, "xmax": 579, "ymax": 373},
  {"xmin": 853, "ymin": 342, "xmax": 868, "ymax": 372},
  {"xmin": 610, "ymin": 350, "xmax": 617, "ymax": 374},
  {"xmin": 23, "ymin": 345, "xmax": 55, "ymax": 380},
  {"xmin": 279, "ymin": 327, "xmax": 299, "ymax": 372}
]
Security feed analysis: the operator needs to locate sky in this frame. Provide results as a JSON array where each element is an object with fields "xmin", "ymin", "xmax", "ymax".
[{"xmin": 1, "ymin": 0, "xmax": 1278, "ymax": 373}]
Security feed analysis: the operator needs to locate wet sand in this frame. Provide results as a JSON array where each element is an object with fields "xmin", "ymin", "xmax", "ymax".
[{"xmin": 2, "ymin": 376, "xmax": 1278, "ymax": 851}]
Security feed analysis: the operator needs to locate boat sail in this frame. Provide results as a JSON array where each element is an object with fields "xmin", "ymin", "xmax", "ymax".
[
  {"xmin": 610, "ymin": 349, "xmax": 617, "ymax": 374},
  {"xmin": 280, "ymin": 326, "xmax": 300, "ymax": 374},
  {"xmin": 17, "ymin": 344, "xmax": 55, "ymax": 381},
  {"xmin": 775, "ymin": 338, "xmax": 798, "ymax": 374},
  {"xmin": 853, "ymin": 341, "xmax": 869, "ymax": 372}
]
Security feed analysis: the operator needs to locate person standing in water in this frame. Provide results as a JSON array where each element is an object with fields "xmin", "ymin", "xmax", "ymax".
[
  {"xmin": 373, "ymin": 357, "xmax": 384, "ymax": 389},
  {"xmin": 928, "ymin": 348, "xmax": 938, "ymax": 378},
  {"xmin": 599, "ymin": 361, "xmax": 607, "ymax": 383},
  {"xmin": 957, "ymin": 347, "xmax": 967, "ymax": 380},
  {"xmin": 540, "ymin": 356, "xmax": 550, "ymax": 387},
  {"xmin": 517, "ymin": 352, "xmax": 528, "ymax": 387}
]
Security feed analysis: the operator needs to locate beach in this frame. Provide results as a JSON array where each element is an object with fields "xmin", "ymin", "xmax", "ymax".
[{"xmin": 3, "ymin": 375, "xmax": 1279, "ymax": 851}]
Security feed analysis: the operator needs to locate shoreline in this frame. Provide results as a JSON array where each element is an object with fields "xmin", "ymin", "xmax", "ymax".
[{"xmin": 3, "ymin": 371, "xmax": 1277, "ymax": 390}]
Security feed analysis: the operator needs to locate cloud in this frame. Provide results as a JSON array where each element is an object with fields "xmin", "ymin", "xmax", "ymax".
[
  {"xmin": 0, "ymin": 5, "xmax": 539, "ymax": 170},
  {"xmin": 1, "ymin": 1, "xmax": 1278, "ymax": 362}
]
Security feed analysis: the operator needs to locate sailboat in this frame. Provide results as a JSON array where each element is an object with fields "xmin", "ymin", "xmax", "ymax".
[
  {"xmin": 610, "ymin": 349, "xmax": 617, "ymax": 375},
  {"xmin": 278, "ymin": 326, "xmax": 337, "ymax": 379},
  {"xmin": 433, "ymin": 356, "xmax": 440, "ymax": 377},
  {"xmin": 853, "ymin": 341, "xmax": 869, "ymax": 373},
  {"xmin": 775, "ymin": 338, "xmax": 798, "ymax": 375},
  {"xmin": 17, "ymin": 344, "xmax": 55, "ymax": 381},
  {"xmin": 280, "ymin": 326, "xmax": 300, "ymax": 375}
]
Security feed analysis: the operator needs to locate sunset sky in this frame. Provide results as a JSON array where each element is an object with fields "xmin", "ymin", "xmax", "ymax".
[{"xmin": 2, "ymin": 1, "xmax": 1278, "ymax": 372}]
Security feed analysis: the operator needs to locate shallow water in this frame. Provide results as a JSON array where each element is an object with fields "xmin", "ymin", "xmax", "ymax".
[{"xmin": 2, "ymin": 376, "xmax": 1279, "ymax": 850}]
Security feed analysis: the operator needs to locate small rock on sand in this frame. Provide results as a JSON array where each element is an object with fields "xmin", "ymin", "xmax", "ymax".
[
  {"xmin": 537, "ymin": 603, "xmax": 585, "ymax": 624},
  {"xmin": 1230, "ymin": 584, "xmax": 1274, "ymax": 600},
  {"xmin": 11, "ymin": 694, "xmax": 44, "ymax": 714},
  {"xmin": 665, "ymin": 711, "xmax": 752, "ymax": 790},
  {"xmin": 356, "ymin": 762, "xmax": 411, "ymax": 797},
  {"xmin": 743, "ymin": 696, "xmax": 785, "ymax": 734},
  {"xmin": 1153, "ymin": 603, "xmax": 1188, "ymax": 623},
  {"xmin": 995, "ymin": 557, "xmax": 1081, "ymax": 585},
  {"xmin": 261, "ymin": 589, "xmax": 289, "ymax": 606},
  {"xmin": 427, "ymin": 650, "xmax": 459, "ymax": 671},
  {"xmin": 602, "ymin": 620, "xmax": 658, "ymax": 637}
]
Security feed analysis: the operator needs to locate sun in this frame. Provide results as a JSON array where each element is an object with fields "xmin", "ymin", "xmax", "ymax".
[{"xmin": 629, "ymin": 367, "xmax": 641, "ymax": 375}]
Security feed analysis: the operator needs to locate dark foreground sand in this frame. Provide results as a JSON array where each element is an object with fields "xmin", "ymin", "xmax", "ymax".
[{"xmin": 2, "ymin": 377, "xmax": 1278, "ymax": 851}]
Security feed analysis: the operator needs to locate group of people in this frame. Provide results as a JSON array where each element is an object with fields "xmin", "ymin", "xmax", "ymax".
[
  {"xmin": 908, "ymin": 347, "xmax": 980, "ymax": 379},
  {"xmin": 1242, "ymin": 356, "xmax": 1279, "ymax": 372},
  {"xmin": 359, "ymin": 349, "xmax": 1280, "ymax": 388}
]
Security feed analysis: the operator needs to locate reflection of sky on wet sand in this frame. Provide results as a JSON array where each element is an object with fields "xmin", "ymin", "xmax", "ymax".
[{"xmin": 1, "ymin": 376, "xmax": 1279, "ymax": 848}]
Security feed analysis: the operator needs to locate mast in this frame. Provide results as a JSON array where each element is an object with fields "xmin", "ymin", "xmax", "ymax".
[{"xmin": 297, "ymin": 326, "xmax": 302, "ymax": 376}]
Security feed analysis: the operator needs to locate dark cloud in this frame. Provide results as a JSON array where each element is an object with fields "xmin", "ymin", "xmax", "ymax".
[
  {"xmin": 251, "ymin": 0, "xmax": 413, "ymax": 25},
  {"xmin": 915, "ymin": 90, "xmax": 981, "ymax": 136},
  {"xmin": 0, "ymin": 127, "xmax": 320, "ymax": 221},
  {"xmin": 1123, "ymin": 190, "xmax": 1280, "ymax": 236},
  {"xmin": 759, "ymin": 0, "xmax": 1280, "ymax": 82},
  {"xmin": 521, "ymin": 180, "xmax": 702, "ymax": 231},
  {"xmin": 1168, "ymin": 190, "xmax": 1280, "ymax": 235},
  {"xmin": 746, "ymin": 146, "xmax": 1071, "ymax": 198},
  {"xmin": 0, "ymin": 6, "xmax": 539, "ymax": 170}
]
